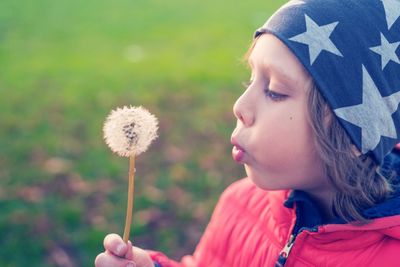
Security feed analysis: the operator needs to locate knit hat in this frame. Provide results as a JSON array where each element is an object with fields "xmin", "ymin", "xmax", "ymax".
[{"xmin": 255, "ymin": 0, "xmax": 400, "ymax": 164}]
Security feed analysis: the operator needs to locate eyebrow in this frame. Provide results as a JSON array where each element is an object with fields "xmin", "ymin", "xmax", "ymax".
[{"xmin": 247, "ymin": 56, "xmax": 297, "ymax": 88}]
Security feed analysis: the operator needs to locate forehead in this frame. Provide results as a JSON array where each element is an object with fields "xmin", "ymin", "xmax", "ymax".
[{"xmin": 247, "ymin": 34, "xmax": 312, "ymax": 88}]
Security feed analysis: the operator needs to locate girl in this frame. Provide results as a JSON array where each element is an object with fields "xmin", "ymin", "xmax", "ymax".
[{"xmin": 95, "ymin": 0, "xmax": 400, "ymax": 266}]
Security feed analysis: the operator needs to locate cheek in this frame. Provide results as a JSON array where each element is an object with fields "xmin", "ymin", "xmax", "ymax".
[{"xmin": 253, "ymin": 111, "xmax": 315, "ymax": 166}]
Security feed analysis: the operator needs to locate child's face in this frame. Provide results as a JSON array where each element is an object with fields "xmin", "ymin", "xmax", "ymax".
[{"xmin": 232, "ymin": 34, "xmax": 330, "ymax": 194}]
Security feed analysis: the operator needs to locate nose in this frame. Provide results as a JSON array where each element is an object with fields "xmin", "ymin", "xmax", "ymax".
[{"xmin": 233, "ymin": 89, "xmax": 255, "ymax": 127}]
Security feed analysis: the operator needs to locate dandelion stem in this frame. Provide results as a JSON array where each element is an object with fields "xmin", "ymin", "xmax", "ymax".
[{"xmin": 123, "ymin": 154, "xmax": 136, "ymax": 243}]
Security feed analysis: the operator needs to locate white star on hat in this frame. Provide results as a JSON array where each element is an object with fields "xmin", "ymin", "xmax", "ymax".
[
  {"xmin": 381, "ymin": 0, "xmax": 400, "ymax": 30},
  {"xmin": 370, "ymin": 33, "xmax": 400, "ymax": 70},
  {"xmin": 334, "ymin": 65, "xmax": 400, "ymax": 153},
  {"xmin": 289, "ymin": 15, "xmax": 343, "ymax": 65}
]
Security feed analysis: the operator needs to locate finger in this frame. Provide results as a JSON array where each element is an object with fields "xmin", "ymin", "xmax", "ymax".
[
  {"xmin": 125, "ymin": 241, "xmax": 134, "ymax": 260},
  {"xmin": 131, "ymin": 246, "xmax": 153, "ymax": 267},
  {"xmin": 104, "ymin": 233, "xmax": 128, "ymax": 257},
  {"xmin": 94, "ymin": 252, "xmax": 136, "ymax": 267}
]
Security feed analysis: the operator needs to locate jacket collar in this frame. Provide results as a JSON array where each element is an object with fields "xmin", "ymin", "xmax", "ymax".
[{"xmin": 284, "ymin": 190, "xmax": 325, "ymax": 234}]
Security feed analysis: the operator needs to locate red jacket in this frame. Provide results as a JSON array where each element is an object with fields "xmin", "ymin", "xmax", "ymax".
[{"xmin": 150, "ymin": 178, "xmax": 400, "ymax": 266}]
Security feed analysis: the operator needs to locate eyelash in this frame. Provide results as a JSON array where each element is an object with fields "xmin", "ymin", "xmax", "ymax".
[
  {"xmin": 241, "ymin": 81, "xmax": 287, "ymax": 102},
  {"xmin": 265, "ymin": 89, "xmax": 287, "ymax": 101}
]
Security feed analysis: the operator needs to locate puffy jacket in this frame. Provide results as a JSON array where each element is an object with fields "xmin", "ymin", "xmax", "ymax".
[{"xmin": 150, "ymin": 154, "xmax": 400, "ymax": 266}]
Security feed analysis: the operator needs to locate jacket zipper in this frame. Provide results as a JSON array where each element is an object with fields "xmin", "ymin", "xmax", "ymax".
[
  {"xmin": 275, "ymin": 227, "xmax": 318, "ymax": 267},
  {"xmin": 274, "ymin": 235, "xmax": 295, "ymax": 267}
]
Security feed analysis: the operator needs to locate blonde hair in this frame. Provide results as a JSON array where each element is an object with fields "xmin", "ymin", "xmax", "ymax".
[{"xmin": 308, "ymin": 84, "xmax": 395, "ymax": 223}]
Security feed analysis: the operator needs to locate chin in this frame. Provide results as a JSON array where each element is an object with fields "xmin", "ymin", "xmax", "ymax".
[{"xmin": 247, "ymin": 172, "xmax": 287, "ymax": 191}]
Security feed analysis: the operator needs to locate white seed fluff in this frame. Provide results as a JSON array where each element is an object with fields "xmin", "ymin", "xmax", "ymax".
[{"xmin": 103, "ymin": 106, "xmax": 158, "ymax": 157}]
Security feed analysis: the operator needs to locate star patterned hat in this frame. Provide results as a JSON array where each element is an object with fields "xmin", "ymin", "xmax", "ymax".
[{"xmin": 255, "ymin": 0, "xmax": 400, "ymax": 164}]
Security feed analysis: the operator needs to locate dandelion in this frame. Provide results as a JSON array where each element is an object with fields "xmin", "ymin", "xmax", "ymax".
[
  {"xmin": 103, "ymin": 106, "xmax": 158, "ymax": 242},
  {"xmin": 103, "ymin": 106, "xmax": 158, "ymax": 157}
]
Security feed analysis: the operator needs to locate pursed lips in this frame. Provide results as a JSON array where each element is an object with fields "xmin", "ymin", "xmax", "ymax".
[{"xmin": 231, "ymin": 135, "xmax": 246, "ymax": 163}]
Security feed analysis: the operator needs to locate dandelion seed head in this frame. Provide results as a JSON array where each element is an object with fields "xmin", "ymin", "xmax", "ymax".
[{"xmin": 103, "ymin": 106, "xmax": 158, "ymax": 157}]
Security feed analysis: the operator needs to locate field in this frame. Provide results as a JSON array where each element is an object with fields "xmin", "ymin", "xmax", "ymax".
[{"xmin": 0, "ymin": 0, "xmax": 284, "ymax": 266}]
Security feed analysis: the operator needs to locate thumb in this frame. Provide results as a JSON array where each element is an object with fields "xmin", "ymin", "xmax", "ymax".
[{"xmin": 104, "ymin": 233, "xmax": 130, "ymax": 258}]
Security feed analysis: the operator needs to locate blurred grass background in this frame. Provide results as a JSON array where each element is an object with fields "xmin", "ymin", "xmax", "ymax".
[{"xmin": 0, "ymin": 0, "xmax": 285, "ymax": 266}]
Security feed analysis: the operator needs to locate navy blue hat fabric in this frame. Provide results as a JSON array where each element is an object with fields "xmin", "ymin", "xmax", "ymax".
[{"xmin": 255, "ymin": 0, "xmax": 400, "ymax": 163}]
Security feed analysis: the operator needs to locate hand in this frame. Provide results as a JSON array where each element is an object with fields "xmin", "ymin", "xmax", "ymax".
[{"xmin": 95, "ymin": 233, "xmax": 155, "ymax": 267}]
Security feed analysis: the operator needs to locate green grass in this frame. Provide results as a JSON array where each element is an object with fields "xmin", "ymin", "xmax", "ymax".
[{"xmin": 0, "ymin": 0, "xmax": 285, "ymax": 266}]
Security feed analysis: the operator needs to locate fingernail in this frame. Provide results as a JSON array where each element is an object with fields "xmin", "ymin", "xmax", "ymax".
[
  {"xmin": 126, "ymin": 262, "xmax": 136, "ymax": 267},
  {"xmin": 115, "ymin": 243, "xmax": 126, "ymax": 255}
]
